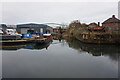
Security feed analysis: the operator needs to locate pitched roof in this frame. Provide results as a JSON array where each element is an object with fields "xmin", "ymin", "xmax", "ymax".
[
  {"xmin": 92, "ymin": 26, "xmax": 104, "ymax": 30},
  {"xmin": 88, "ymin": 23, "xmax": 98, "ymax": 27},
  {"xmin": 89, "ymin": 23, "xmax": 97, "ymax": 26},
  {"xmin": 87, "ymin": 26, "xmax": 104, "ymax": 30},
  {"xmin": 102, "ymin": 15, "xmax": 120, "ymax": 24}
]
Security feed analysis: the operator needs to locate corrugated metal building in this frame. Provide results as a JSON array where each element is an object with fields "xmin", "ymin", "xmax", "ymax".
[{"xmin": 16, "ymin": 23, "xmax": 53, "ymax": 34}]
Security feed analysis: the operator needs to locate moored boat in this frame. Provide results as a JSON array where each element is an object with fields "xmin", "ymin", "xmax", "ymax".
[
  {"xmin": 34, "ymin": 34, "xmax": 53, "ymax": 44},
  {"xmin": 43, "ymin": 34, "xmax": 53, "ymax": 43}
]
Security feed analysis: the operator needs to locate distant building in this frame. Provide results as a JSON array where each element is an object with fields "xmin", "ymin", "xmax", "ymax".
[
  {"xmin": 87, "ymin": 26, "xmax": 105, "ymax": 33},
  {"xmin": 0, "ymin": 24, "xmax": 7, "ymax": 30},
  {"xmin": 7, "ymin": 25, "xmax": 17, "ymax": 28},
  {"xmin": 53, "ymin": 27, "xmax": 67, "ymax": 34},
  {"xmin": 0, "ymin": 24, "xmax": 7, "ymax": 34},
  {"xmin": 6, "ymin": 25, "xmax": 17, "ymax": 33},
  {"xmin": 87, "ymin": 22, "xmax": 105, "ymax": 33},
  {"xmin": 102, "ymin": 15, "xmax": 120, "ymax": 33},
  {"xmin": 88, "ymin": 22, "xmax": 98, "ymax": 27},
  {"xmin": 7, "ymin": 25, "xmax": 17, "ymax": 29},
  {"xmin": 16, "ymin": 23, "xmax": 53, "ymax": 34},
  {"xmin": 45, "ymin": 23, "xmax": 67, "ymax": 28},
  {"xmin": 53, "ymin": 28, "xmax": 60, "ymax": 33}
]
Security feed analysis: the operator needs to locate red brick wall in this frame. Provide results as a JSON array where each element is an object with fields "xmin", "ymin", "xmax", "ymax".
[{"xmin": 102, "ymin": 22, "xmax": 120, "ymax": 31}]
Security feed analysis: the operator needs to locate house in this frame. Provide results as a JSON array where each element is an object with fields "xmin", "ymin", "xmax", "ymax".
[
  {"xmin": 80, "ymin": 22, "xmax": 107, "ymax": 40},
  {"xmin": 102, "ymin": 15, "xmax": 120, "ymax": 33},
  {"xmin": 16, "ymin": 23, "xmax": 53, "ymax": 34},
  {"xmin": 53, "ymin": 28, "xmax": 60, "ymax": 33},
  {"xmin": 87, "ymin": 26, "xmax": 105, "ymax": 33},
  {"xmin": 87, "ymin": 22, "xmax": 105, "ymax": 33},
  {"xmin": 53, "ymin": 27, "xmax": 67, "ymax": 34}
]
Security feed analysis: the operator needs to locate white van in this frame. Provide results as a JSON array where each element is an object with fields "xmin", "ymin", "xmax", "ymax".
[{"xmin": 6, "ymin": 29, "xmax": 22, "ymax": 36}]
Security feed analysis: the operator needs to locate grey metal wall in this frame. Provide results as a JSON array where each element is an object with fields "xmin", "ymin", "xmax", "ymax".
[{"xmin": 16, "ymin": 24, "xmax": 53, "ymax": 34}]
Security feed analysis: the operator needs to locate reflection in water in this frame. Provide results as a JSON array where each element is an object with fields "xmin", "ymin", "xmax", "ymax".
[
  {"xmin": 1, "ymin": 38, "xmax": 119, "ymax": 78},
  {"xmin": 24, "ymin": 42, "xmax": 51, "ymax": 50},
  {"xmin": 1, "ymin": 38, "xmax": 119, "ymax": 60},
  {"xmin": 0, "ymin": 41, "xmax": 52, "ymax": 51},
  {"xmin": 65, "ymin": 38, "xmax": 120, "ymax": 61}
]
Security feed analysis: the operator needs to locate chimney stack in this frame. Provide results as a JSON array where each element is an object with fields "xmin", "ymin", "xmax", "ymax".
[
  {"xmin": 98, "ymin": 22, "xmax": 100, "ymax": 26},
  {"xmin": 112, "ymin": 15, "xmax": 115, "ymax": 18}
]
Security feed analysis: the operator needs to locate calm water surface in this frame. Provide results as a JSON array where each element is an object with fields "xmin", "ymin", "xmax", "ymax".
[{"xmin": 1, "ymin": 39, "xmax": 119, "ymax": 78}]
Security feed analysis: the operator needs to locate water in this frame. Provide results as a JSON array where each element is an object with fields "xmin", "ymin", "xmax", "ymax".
[{"xmin": 1, "ymin": 39, "xmax": 119, "ymax": 78}]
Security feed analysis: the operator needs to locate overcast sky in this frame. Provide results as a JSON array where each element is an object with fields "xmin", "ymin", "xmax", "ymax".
[{"xmin": 2, "ymin": 2, "xmax": 118, "ymax": 25}]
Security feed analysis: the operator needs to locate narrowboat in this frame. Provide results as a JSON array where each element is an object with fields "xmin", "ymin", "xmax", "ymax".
[
  {"xmin": 34, "ymin": 34, "xmax": 53, "ymax": 44},
  {"xmin": 43, "ymin": 34, "xmax": 53, "ymax": 43}
]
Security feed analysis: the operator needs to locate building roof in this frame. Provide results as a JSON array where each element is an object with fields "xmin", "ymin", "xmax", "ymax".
[
  {"xmin": 89, "ymin": 23, "xmax": 97, "ymax": 26},
  {"xmin": 87, "ymin": 26, "xmax": 105, "ymax": 32},
  {"xmin": 102, "ymin": 15, "xmax": 120, "ymax": 24},
  {"xmin": 17, "ymin": 23, "xmax": 47, "ymax": 26},
  {"xmin": 17, "ymin": 23, "xmax": 52, "ymax": 29},
  {"xmin": 88, "ymin": 23, "xmax": 98, "ymax": 27},
  {"xmin": 92, "ymin": 26, "xmax": 104, "ymax": 30}
]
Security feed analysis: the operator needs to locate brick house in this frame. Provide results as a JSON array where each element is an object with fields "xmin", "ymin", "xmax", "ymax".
[{"xmin": 102, "ymin": 15, "xmax": 120, "ymax": 33}]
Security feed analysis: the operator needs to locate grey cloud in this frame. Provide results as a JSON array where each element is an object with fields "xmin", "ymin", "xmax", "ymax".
[{"xmin": 2, "ymin": 2, "xmax": 118, "ymax": 25}]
